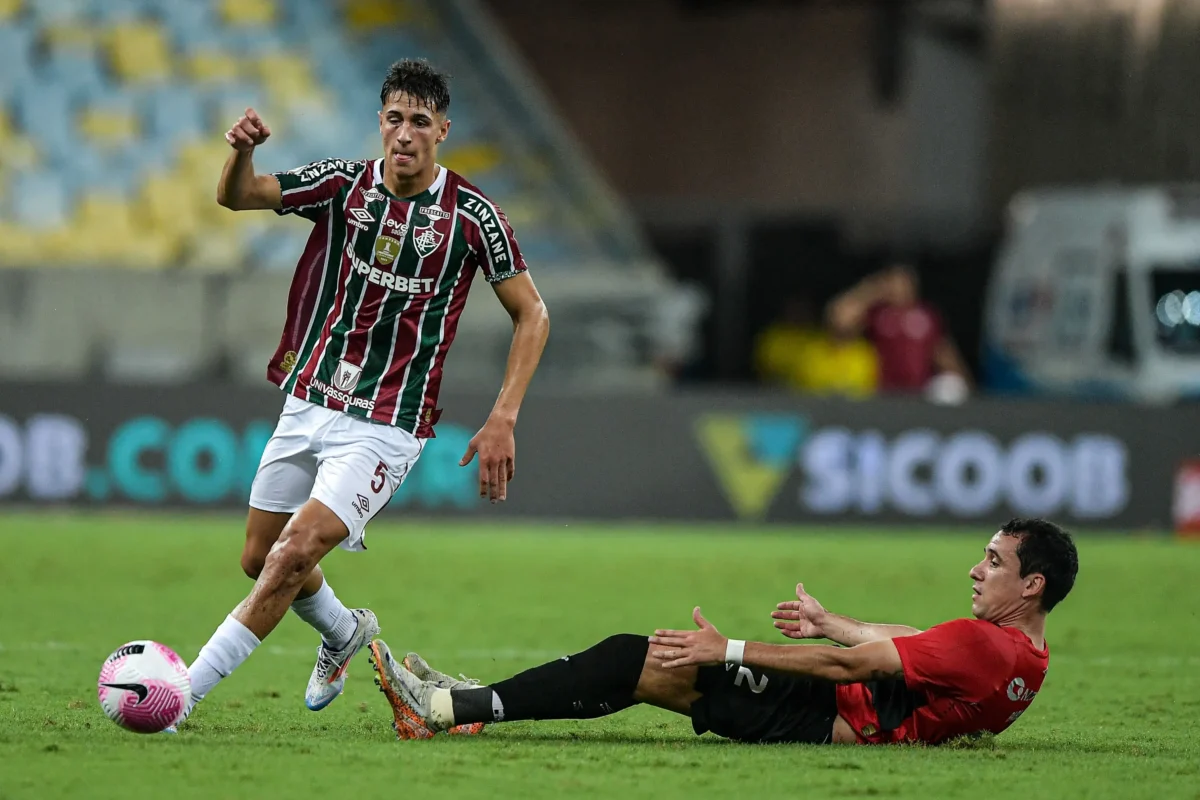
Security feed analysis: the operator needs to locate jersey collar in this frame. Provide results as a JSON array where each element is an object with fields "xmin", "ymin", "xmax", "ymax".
[{"xmin": 373, "ymin": 159, "xmax": 446, "ymax": 202}]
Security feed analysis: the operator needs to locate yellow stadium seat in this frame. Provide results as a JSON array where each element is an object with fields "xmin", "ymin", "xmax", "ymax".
[
  {"xmin": 441, "ymin": 144, "xmax": 504, "ymax": 177},
  {"xmin": 185, "ymin": 51, "xmax": 241, "ymax": 85},
  {"xmin": 42, "ymin": 227, "xmax": 91, "ymax": 265},
  {"xmin": 496, "ymin": 198, "xmax": 538, "ymax": 229},
  {"xmin": 255, "ymin": 54, "xmax": 328, "ymax": 110},
  {"xmin": 0, "ymin": 111, "xmax": 38, "ymax": 174},
  {"xmin": 138, "ymin": 173, "xmax": 205, "ymax": 240},
  {"xmin": 343, "ymin": 0, "xmax": 409, "ymax": 32},
  {"xmin": 44, "ymin": 23, "xmax": 97, "ymax": 53},
  {"xmin": 78, "ymin": 193, "xmax": 133, "ymax": 231},
  {"xmin": 184, "ymin": 227, "xmax": 246, "ymax": 272},
  {"xmin": 254, "ymin": 53, "xmax": 309, "ymax": 81},
  {"xmin": 0, "ymin": 0, "xmax": 23, "ymax": 22},
  {"xmin": 177, "ymin": 140, "xmax": 234, "ymax": 180},
  {"xmin": 218, "ymin": 0, "xmax": 276, "ymax": 27},
  {"xmin": 0, "ymin": 223, "xmax": 40, "ymax": 267},
  {"xmin": 108, "ymin": 23, "xmax": 172, "ymax": 83},
  {"xmin": 119, "ymin": 230, "xmax": 180, "ymax": 270},
  {"xmin": 79, "ymin": 108, "xmax": 140, "ymax": 148}
]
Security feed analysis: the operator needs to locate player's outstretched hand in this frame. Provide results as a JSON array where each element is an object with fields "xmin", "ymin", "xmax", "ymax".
[
  {"xmin": 460, "ymin": 418, "xmax": 515, "ymax": 503},
  {"xmin": 649, "ymin": 607, "xmax": 727, "ymax": 669},
  {"xmin": 771, "ymin": 582, "xmax": 828, "ymax": 640},
  {"xmin": 225, "ymin": 107, "xmax": 271, "ymax": 152}
]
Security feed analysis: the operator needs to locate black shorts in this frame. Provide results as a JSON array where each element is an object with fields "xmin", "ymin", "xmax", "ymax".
[{"xmin": 690, "ymin": 664, "xmax": 838, "ymax": 744}]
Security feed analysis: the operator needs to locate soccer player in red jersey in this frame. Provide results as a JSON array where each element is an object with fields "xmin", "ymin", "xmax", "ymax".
[
  {"xmin": 174, "ymin": 59, "xmax": 549, "ymax": 728},
  {"xmin": 368, "ymin": 518, "xmax": 1076, "ymax": 745}
]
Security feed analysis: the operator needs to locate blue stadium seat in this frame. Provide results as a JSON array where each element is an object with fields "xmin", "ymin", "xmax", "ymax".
[
  {"xmin": 42, "ymin": 51, "xmax": 111, "ymax": 98},
  {"xmin": 13, "ymin": 83, "xmax": 72, "ymax": 159},
  {"xmin": 91, "ymin": 0, "xmax": 152, "ymax": 23},
  {"xmin": 287, "ymin": 0, "xmax": 338, "ymax": 31},
  {"xmin": 143, "ymin": 85, "xmax": 207, "ymax": 145},
  {"xmin": 0, "ymin": 26, "xmax": 36, "ymax": 96},
  {"xmin": 11, "ymin": 171, "xmax": 71, "ymax": 229},
  {"xmin": 27, "ymin": 0, "xmax": 88, "ymax": 24},
  {"xmin": 157, "ymin": 1, "xmax": 215, "ymax": 42},
  {"xmin": 248, "ymin": 229, "xmax": 309, "ymax": 272}
]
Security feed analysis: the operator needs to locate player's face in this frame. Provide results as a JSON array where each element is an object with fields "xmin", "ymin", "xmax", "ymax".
[
  {"xmin": 969, "ymin": 533, "xmax": 1036, "ymax": 621},
  {"xmin": 378, "ymin": 92, "xmax": 450, "ymax": 180}
]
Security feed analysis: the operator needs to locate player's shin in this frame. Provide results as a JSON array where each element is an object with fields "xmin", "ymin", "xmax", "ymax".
[{"xmin": 443, "ymin": 634, "xmax": 649, "ymax": 726}]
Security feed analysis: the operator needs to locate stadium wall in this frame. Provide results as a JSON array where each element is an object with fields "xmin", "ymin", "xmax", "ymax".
[{"xmin": 2, "ymin": 383, "xmax": 1197, "ymax": 532}]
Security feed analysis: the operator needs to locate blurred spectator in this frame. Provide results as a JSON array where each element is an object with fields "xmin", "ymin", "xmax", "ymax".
[
  {"xmin": 651, "ymin": 281, "xmax": 710, "ymax": 383},
  {"xmin": 754, "ymin": 295, "xmax": 878, "ymax": 397},
  {"xmin": 826, "ymin": 264, "xmax": 971, "ymax": 402}
]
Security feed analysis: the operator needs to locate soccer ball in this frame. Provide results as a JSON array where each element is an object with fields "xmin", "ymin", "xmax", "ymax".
[{"xmin": 97, "ymin": 641, "xmax": 191, "ymax": 733}]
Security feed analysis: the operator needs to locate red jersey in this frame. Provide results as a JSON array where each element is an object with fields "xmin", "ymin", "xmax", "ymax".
[
  {"xmin": 267, "ymin": 158, "xmax": 527, "ymax": 436},
  {"xmin": 836, "ymin": 619, "xmax": 1049, "ymax": 745},
  {"xmin": 865, "ymin": 302, "xmax": 943, "ymax": 391}
]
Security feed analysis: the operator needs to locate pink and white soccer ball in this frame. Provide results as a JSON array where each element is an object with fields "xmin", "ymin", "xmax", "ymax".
[{"xmin": 97, "ymin": 641, "xmax": 191, "ymax": 733}]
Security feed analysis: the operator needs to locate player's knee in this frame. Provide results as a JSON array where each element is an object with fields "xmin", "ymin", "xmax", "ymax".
[
  {"xmin": 240, "ymin": 549, "xmax": 266, "ymax": 581},
  {"xmin": 264, "ymin": 537, "xmax": 317, "ymax": 585},
  {"xmin": 267, "ymin": 521, "xmax": 325, "ymax": 583}
]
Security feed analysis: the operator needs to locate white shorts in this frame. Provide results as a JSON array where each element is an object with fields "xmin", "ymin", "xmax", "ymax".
[{"xmin": 248, "ymin": 395, "xmax": 425, "ymax": 551}]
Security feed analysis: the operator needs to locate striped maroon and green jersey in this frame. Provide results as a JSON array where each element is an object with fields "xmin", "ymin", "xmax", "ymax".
[{"xmin": 265, "ymin": 158, "xmax": 528, "ymax": 437}]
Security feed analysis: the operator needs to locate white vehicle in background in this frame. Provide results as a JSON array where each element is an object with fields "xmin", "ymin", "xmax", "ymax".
[{"xmin": 984, "ymin": 186, "xmax": 1200, "ymax": 404}]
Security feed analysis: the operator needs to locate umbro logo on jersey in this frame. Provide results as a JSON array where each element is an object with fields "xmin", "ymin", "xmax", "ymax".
[
  {"xmin": 420, "ymin": 205, "xmax": 451, "ymax": 220},
  {"xmin": 348, "ymin": 207, "xmax": 376, "ymax": 231}
]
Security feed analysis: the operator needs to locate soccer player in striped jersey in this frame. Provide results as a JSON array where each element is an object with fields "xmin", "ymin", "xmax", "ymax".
[{"xmin": 178, "ymin": 59, "xmax": 549, "ymax": 728}]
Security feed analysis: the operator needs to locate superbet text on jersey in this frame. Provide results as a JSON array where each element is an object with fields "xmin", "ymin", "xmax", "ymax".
[{"xmin": 266, "ymin": 158, "xmax": 527, "ymax": 437}]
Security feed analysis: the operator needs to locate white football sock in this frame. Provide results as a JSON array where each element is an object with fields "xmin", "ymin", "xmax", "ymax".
[
  {"xmin": 187, "ymin": 615, "xmax": 261, "ymax": 712},
  {"xmin": 290, "ymin": 579, "xmax": 359, "ymax": 650}
]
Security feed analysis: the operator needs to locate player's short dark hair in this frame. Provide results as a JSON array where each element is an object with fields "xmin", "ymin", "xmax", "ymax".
[
  {"xmin": 999, "ymin": 518, "xmax": 1078, "ymax": 613},
  {"xmin": 380, "ymin": 58, "xmax": 451, "ymax": 114}
]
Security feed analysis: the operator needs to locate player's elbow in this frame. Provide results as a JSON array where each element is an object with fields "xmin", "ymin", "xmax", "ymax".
[
  {"xmin": 826, "ymin": 657, "xmax": 864, "ymax": 684},
  {"xmin": 516, "ymin": 298, "xmax": 549, "ymax": 333},
  {"xmin": 216, "ymin": 184, "xmax": 254, "ymax": 211}
]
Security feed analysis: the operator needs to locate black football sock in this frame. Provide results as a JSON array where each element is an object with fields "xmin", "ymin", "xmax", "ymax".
[{"xmin": 450, "ymin": 633, "xmax": 649, "ymax": 725}]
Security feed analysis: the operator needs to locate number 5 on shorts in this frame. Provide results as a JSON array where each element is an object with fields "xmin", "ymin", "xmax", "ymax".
[{"xmin": 371, "ymin": 461, "xmax": 388, "ymax": 494}]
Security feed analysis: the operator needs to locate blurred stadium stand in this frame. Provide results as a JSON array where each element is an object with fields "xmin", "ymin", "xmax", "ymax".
[{"xmin": 0, "ymin": 0, "xmax": 675, "ymax": 389}]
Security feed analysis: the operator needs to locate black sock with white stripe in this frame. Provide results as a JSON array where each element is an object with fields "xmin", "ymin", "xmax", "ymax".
[{"xmin": 449, "ymin": 634, "xmax": 649, "ymax": 725}]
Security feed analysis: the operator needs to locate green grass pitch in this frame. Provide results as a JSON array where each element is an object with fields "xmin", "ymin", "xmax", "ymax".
[{"xmin": 0, "ymin": 513, "xmax": 1197, "ymax": 799}]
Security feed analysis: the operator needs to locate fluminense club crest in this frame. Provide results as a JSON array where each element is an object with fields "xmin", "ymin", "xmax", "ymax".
[{"xmin": 413, "ymin": 225, "xmax": 444, "ymax": 259}]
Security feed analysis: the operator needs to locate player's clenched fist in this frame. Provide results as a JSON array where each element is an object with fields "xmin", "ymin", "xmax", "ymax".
[{"xmin": 225, "ymin": 107, "xmax": 271, "ymax": 152}]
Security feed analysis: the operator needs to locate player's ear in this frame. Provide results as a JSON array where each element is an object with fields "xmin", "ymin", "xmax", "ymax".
[
  {"xmin": 1022, "ymin": 572, "xmax": 1045, "ymax": 603},
  {"xmin": 437, "ymin": 117, "xmax": 451, "ymax": 144}
]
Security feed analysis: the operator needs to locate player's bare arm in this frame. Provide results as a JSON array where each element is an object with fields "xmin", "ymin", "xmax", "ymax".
[
  {"xmin": 826, "ymin": 273, "xmax": 886, "ymax": 334},
  {"xmin": 216, "ymin": 107, "xmax": 282, "ymax": 211},
  {"xmin": 772, "ymin": 582, "xmax": 922, "ymax": 646},
  {"xmin": 650, "ymin": 606, "xmax": 906, "ymax": 684},
  {"xmin": 459, "ymin": 272, "xmax": 550, "ymax": 503}
]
